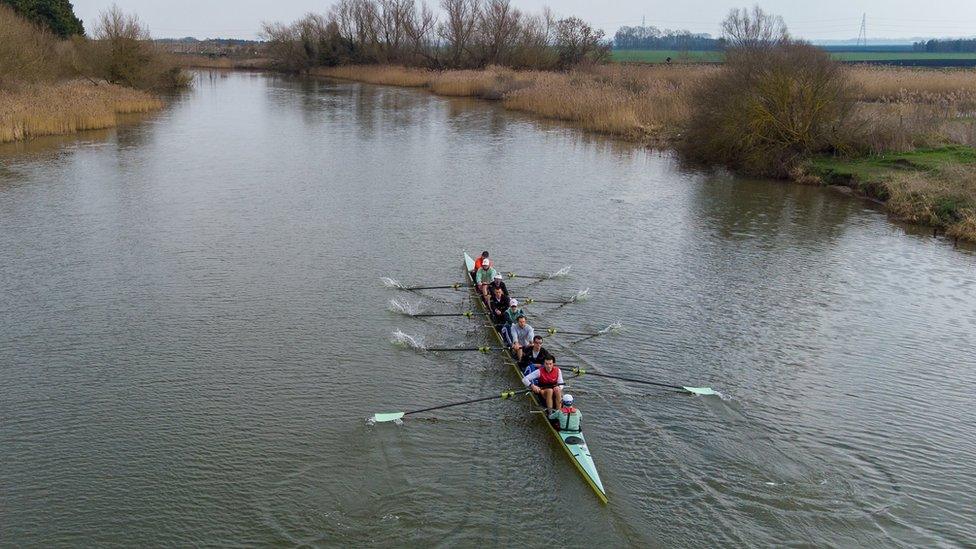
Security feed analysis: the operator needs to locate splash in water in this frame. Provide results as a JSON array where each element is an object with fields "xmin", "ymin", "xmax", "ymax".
[
  {"xmin": 391, "ymin": 329, "xmax": 426, "ymax": 350},
  {"xmin": 547, "ymin": 266, "xmax": 571, "ymax": 278},
  {"xmin": 381, "ymin": 277, "xmax": 404, "ymax": 289},
  {"xmin": 389, "ymin": 298, "xmax": 421, "ymax": 316},
  {"xmin": 571, "ymin": 288, "xmax": 590, "ymax": 302},
  {"xmin": 365, "ymin": 416, "xmax": 403, "ymax": 426},
  {"xmin": 599, "ymin": 321, "xmax": 623, "ymax": 335}
]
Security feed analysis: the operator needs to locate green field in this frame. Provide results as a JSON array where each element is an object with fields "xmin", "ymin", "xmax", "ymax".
[
  {"xmin": 612, "ymin": 49, "xmax": 976, "ymax": 64},
  {"xmin": 829, "ymin": 52, "xmax": 976, "ymax": 61},
  {"xmin": 611, "ymin": 50, "xmax": 724, "ymax": 63}
]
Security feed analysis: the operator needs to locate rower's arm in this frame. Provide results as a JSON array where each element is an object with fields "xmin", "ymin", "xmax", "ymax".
[
  {"xmin": 521, "ymin": 370, "xmax": 539, "ymax": 387},
  {"xmin": 555, "ymin": 369, "xmax": 564, "ymax": 385}
]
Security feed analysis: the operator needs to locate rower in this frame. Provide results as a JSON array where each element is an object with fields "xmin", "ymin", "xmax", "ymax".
[
  {"xmin": 488, "ymin": 285, "xmax": 511, "ymax": 336},
  {"xmin": 509, "ymin": 314, "xmax": 534, "ymax": 361},
  {"xmin": 471, "ymin": 250, "xmax": 489, "ymax": 280},
  {"xmin": 521, "ymin": 355, "xmax": 563, "ymax": 411},
  {"xmin": 503, "ymin": 299, "xmax": 523, "ymax": 346},
  {"xmin": 487, "ymin": 273, "xmax": 508, "ymax": 296},
  {"xmin": 475, "ymin": 258, "xmax": 497, "ymax": 300},
  {"xmin": 518, "ymin": 335, "xmax": 550, "ymax": 376},
  {"xmin": 548, "ymin": 394, "xmax": 581, "ymax": 432}
]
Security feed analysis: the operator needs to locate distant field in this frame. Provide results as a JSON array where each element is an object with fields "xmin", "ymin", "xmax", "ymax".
[
  {"xmin": 612, "ymin": 49, "xmax": 976, "ymax": 65},
  {"xmin": 830, "ymin": 52, "xmax": 976, "ymax": 61},
  {"xmin": 611, "ymin": 50, "xmax": 724, "ymax": 63}
]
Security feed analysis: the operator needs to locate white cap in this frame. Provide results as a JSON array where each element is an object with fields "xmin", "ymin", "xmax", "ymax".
[
  {"xmin": 509, "ymin": 299, "xmax": 518, "ymax": 306},
  {"xmin": 493, "ymin": 274, "xmax": 502, "ymax": 280},
  {"xmin": 562, "ymin": 394, "xmax": 574, "ymax": 405},
  {"xmin": 482, "ymin": 259, "xmax": 491, "ymax": 267}
]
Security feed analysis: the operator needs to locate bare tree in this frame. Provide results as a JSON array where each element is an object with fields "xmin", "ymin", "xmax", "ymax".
[
  {"xmin": 404, "ymin": 1, "xmax": 438, "ymax": 66},
  {"xmin": 476, "ymin": 0, "xmax": 521, "ymax": 66},
  {"xmin": 553, "ymin": 16, "xmax": 608, "ymax": 69},
  {"xmin": 721, "ymin": 5, "xmax": 788, "ymax": 50},
  {"xmin": 439, "ymin": 0, "xmax": 480, "ymax": 67}
]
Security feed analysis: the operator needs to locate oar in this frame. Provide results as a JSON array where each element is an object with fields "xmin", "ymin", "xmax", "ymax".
[
  {"xmin": 371, "ymin": 388, "xmax": 534, "ymax": 423},
  {"xmin": 402, "ymin": 283, "xmax": 469, "ymax": 291},
  {"xmin": 506, "ymin": 272, "xmax": 549, "ymax": 280},
  {"xmin": 541, "ymin": 327, "xmax": 601, "ymax": 337},
  {"xmin": 570, "ymin": 368, "xmax": 715, "ymax": 396},
  {"xmin": 426, "ymin": 346, "xmax": 506, "ymax": 353},
  {"xmin": 514, "ymin": 298, "xmax": 575, "ymax": 305},
  {"xmin": 412, "ymin": 311, "xmax": 475, "ymax": 318}
]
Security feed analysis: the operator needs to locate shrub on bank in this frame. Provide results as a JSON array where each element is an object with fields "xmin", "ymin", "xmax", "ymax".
[{"xmin": 680, "ymin": 42, "xmax": 856, "ymax": 176}]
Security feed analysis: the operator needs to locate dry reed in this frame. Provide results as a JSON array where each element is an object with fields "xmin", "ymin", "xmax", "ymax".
[
  {"xmin": 885, "ymin": 163, "xmax": 976, "ymax": 241},
  {"xmin": 310, "ymin": 63, "xmax": 708, "ymax": 141},
  {"xmin": 0, "ymin": 80, "xmax": 162, "ymax": 143},
  {"xmin": 848, "ymin": 66, "xmax": 976, "ymax": 103},
  {"xmin": 311, "ymin": 65, "xmax": 432, "ymax": 87}
]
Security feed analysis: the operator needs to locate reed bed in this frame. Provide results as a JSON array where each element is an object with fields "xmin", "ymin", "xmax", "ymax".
[
  {"xmin": 312, "ymin": 64, "xmax": 707, "ymax": 141},
  {"xmin": 886, "ymin": 163, "xmax": 976, "ymax": 241},
  {"xmin": 311, "ymin": 65, "xmax": 432, "ymax": 87},
  {"xmin": 0, "ymin": 81, "xmax": 161, "ymax": 143},
  {"xmin": 848, "ymin": 66, "xmax": 976, "ymax": 103},
  {"xmin": 174, "ymin": 55, "xmax": 272, "ymax": 70}
]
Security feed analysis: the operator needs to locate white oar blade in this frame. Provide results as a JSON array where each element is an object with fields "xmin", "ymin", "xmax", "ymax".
[
  {"xmin": 683, "ymin": 386, "xmax": 716, "ymax": 396},
  {"xmin": 372, "ymin": 412, "xmax": 406, "ymax": 423}
]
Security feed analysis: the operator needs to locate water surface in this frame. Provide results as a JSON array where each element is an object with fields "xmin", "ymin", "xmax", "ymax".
[{"xmin": 2, "ymin": 70, "xmax": 975, "ymax": 547}]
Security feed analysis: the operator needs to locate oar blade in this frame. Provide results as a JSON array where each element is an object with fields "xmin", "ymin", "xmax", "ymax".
[
  {"xmin": 372, "ymin": 412, "xmax": 406, "ymax": 423},
  {"xmin": 683, "ymin": 386, "xmax": 716, "ymax": 396}
]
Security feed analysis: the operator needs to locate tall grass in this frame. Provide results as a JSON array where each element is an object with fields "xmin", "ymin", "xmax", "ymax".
[
  {"xmin": 0, "ymin": 81, "xmax": 161, "ymax": 143},
  {"xmin": 0, "ymin": 5, "xmax": 187, "ymax": 143},
  {"xmin": 886, "ymin": 163, "xmax": 976, "ymax": 241},
  {"xmin": 311, "ymin": 65, "xmax": 432, "ymax": 87},
  {"xmin": 0, "ymin": 4, "xmax": 70, "ymax": 86},
  {"xmin": 310, "ymin": 63, "xmax": 706, "ymax": 141},
  {"xmin": 849, "ymin": 66, "xmax": 976, "ymax": 103}
]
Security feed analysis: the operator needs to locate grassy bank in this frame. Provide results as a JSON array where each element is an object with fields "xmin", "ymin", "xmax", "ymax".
[
  {"xmin": 803, "ymin": 147, "xmax": 976, "ymax": 241},
  {"xmin": 310, "ymin": 63, "xmax": 976, "ymax": 242},
  {"xmin": 0, "ymin": 81, "xmax": 161, "ymax": 143}
]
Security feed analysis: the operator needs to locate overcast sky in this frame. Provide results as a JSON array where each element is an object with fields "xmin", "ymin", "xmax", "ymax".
[{"xmin": 73, "ymin": 0, "xmax": 976, "ymax": 41}]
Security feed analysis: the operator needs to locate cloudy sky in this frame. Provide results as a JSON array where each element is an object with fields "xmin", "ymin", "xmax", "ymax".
[{"xmin": 73, "ymin": 0, "xmax": 976, "ymax": 41}]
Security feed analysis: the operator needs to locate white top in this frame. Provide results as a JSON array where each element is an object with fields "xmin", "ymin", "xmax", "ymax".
[{"xmin": 521, "ymin": 367, "xmax": 564, "ymax": 387}]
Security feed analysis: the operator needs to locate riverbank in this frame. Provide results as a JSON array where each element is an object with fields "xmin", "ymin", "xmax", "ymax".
[
  {"xmin": 0, "ymin": 81, "xmax": 162, "ymax": 144},
  {"xmin": 174, "ymin": 54, "xmax": 272, "ymax": 70},
  {"xmin": 310, "ymin": 64, "xmax": 976, "ymax": 243},
  {"xmin": 311, "ymin": 64, "xmax": 706, "ymax": 145},
  {"xmin": 801, "ymin": 148, "xmax": 976, "ymax": 241}
]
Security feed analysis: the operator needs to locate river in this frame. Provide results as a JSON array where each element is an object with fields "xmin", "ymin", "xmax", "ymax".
[{"xmin": 2, "ymin": 70, "xmax": 975, "ymax": 547}]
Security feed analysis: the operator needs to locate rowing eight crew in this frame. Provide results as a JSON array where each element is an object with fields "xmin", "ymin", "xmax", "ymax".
[{"xmin": 472, "ymin": 250, "xmax": 582, "ymax": 431}]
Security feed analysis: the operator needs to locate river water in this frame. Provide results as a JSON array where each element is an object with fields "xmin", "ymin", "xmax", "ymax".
[{"xmin": 2, "ymin": 71, "xmax": 975, "ymax": 547}]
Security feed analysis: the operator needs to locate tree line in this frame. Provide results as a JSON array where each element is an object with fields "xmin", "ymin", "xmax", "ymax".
[
  {"xmin": 612, "ymin": 26, "xmax": 722, "ymax": 51},
  {"xmin": 913, "ymin": 39, "xmax": 976, "ymax": 53},
  {"xmin": 261, "ymin": 0, "xmax": 609, "ymax": 72}
]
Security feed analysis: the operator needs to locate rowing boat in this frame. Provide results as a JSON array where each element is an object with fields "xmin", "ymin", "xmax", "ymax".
[{"xmin": 464, "ymin": 252, "xmax": 607, "ymax": 503}]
